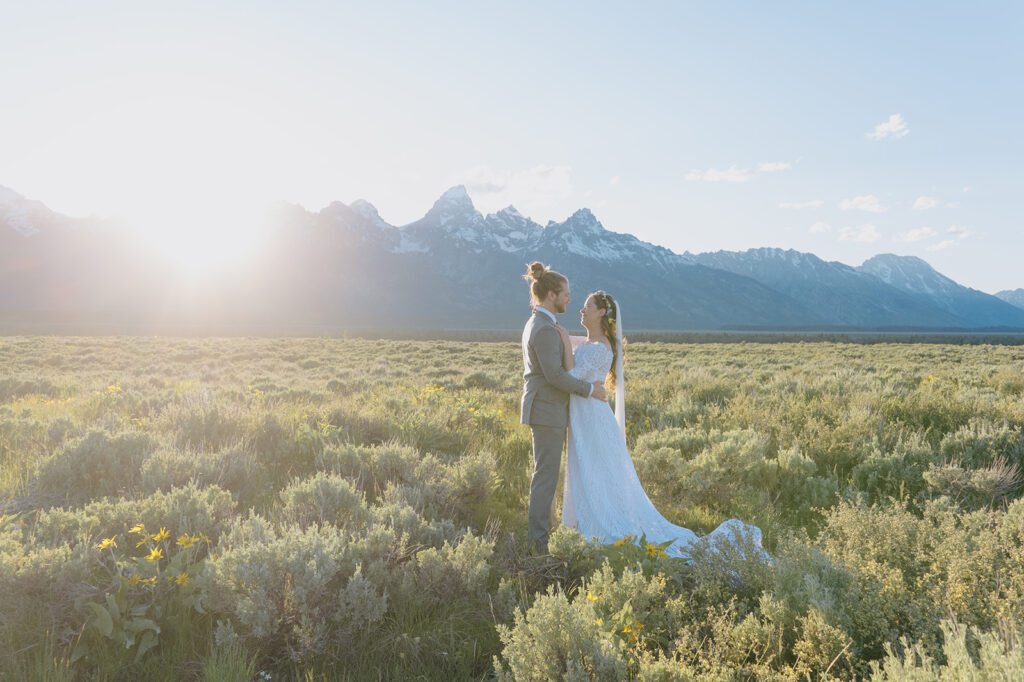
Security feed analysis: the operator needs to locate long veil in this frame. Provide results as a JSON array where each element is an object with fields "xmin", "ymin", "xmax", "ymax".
[{"xmin": 614, "ymin": 300, "xmax": 625, "ymax": 437}]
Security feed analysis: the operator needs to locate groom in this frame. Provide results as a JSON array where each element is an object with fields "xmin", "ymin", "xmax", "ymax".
[{"xmin": 521, "ymin": 262, "xmax": 606, "ymax": 554}]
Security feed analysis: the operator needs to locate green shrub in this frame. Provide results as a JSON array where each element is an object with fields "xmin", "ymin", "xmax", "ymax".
[
  {"xmin": 849, "ymin": 435, "xmax": 936, "ymax": 506},
  {"xmin": 157, "ymin": 394, "xmax": 246, "ymax": 451},
  {"xmin": 278, "ymin": 472, "xmax": 369, "ymax": 529},
  {"xmin": 31, "ymin": 483, "xmax": 235, "ymax": 549},
  {"xmin": 140, "ymin": 444, "xmax": 263, "ymax": 500},
  {"xmin": 36, "ymin": 430, "xmax": 156, "ymax": 504},
  {"xmin": 200, "ymin": 519, "xmax": 389, "ymax": 665},
  {"xmin": 494, "ymin": 586, "xmax": 626, "ymax": 681},
  {"xmin": 869, "ymin": 619, "xmax": 1024, "ymax": 680}
]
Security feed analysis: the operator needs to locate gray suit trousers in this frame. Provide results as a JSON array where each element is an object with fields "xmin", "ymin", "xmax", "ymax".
[{"xmin": 528, "ymin": 423, "xmax": 566, "ymax": 552}]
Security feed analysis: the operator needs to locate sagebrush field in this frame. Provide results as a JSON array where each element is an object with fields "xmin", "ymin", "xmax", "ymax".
[{"xmin": 2, "ymin": 336, "xmax": 1024, "ymax": 680}]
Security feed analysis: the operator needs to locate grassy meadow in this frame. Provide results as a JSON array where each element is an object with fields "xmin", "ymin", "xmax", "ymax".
[{"xmin": 2, "ymin": 336, "xmax": 1024, "ymax": 680}]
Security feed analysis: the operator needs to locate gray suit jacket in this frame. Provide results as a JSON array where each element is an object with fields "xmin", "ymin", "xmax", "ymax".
[{"xmin": 520, "ymin": 311, "xmax": 592, "ymax": 427}]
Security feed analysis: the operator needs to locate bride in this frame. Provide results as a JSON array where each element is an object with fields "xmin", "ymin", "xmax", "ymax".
[{"xmin": 555, "ymin": 290, "xmax": 765, "ymax": 558}]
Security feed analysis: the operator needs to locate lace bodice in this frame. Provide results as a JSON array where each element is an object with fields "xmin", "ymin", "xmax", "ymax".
[{"xmin": 568, "ymin": 343, "xmax": 613, "ymax": 383}]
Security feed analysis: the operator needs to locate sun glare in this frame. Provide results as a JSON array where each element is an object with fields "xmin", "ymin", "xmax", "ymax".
[
  {"xmin": 50, "ymin": 88, "xmax": 282, "ymax": 277},
  {"xmin": 135, "ymin": 198, "xmax": 268, "ymax": 277}
]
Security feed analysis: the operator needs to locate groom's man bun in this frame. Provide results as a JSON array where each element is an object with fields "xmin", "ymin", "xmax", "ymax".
[{"xmin": 523, "ymin": 262, "xmax": 567, "ymax": 307}]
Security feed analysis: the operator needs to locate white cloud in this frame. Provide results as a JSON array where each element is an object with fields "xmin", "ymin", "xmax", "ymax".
[
  {"xmin": 839, "ymin": 195, "xmax": 887, "ymax": 212},
  {"xmin": 686, "ymin": 160, "xmax": 794, "ymax": 183},
  {"xmin": 685, "ymin": 166, "xmax": 755, "ymax": 183},
  {"xmin": 839, "ymin": 224, "xmax": 881, "ymax": 242},
  {"xmin": 927, "ymin": 239, "xmax": 957, "ymax": 251},
  {"xmin": 457, "ymin": 164, "xmax": 573, "ymax": 215},
  {"xmin": 809, "ymin": 221, "xmax": 831, "ymax": 233},
  {"xmin": 948, "ymin": 225, "xmax": 973, "ymax": 239},
  {"xmin": 893, "ymin": 227, "xmax": 937, "ymax": 243},
  {"xmin": 780, "ymin": 200, "xmax": 824, "ymax": 209},
  {"xmin": 912, "ymin": 196, "xmax": 939, "ymax": 210},
  {"xmin": 867, "ymin": 113, "xmax": 909, "ymax": 140},
  {"xmin": 609, "ymin": 175, "xmax": 620, "ymax": 185}
]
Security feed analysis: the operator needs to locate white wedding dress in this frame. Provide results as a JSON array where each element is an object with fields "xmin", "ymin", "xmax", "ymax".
[{"xmin": 562, "ymin": 341, "xmax": 765, "ymax": 558}]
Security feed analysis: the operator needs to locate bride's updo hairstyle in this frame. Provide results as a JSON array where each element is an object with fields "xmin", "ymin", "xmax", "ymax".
[
  {"xmin": 590, "ymin": 290, "xmax": 624, "ymax": 392},
  {"xmin": 523, "ymin": 261, "xmax": 568, "ymax": 307}
]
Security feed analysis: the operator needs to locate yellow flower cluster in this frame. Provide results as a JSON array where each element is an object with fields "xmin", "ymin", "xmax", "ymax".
[
  {"xmin": 621, "ymin": 620, "xmax": 645, "ymax": 643},
  {"xmin": 176, "ymin": 533, "xmax": 198, "ymax": 548},
  {"xmin": 612, "ymin": 533, "xmax": 636, "ymax": 547}
]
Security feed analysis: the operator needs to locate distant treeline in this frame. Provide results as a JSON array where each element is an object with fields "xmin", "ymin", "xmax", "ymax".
[
  {"xmin": 335, "ymin": 328, "xmax": 1024, "ymax": 346},
  {"xmin": 4, "ymin": 321, "xmax": 1024, "ymax": 345}
]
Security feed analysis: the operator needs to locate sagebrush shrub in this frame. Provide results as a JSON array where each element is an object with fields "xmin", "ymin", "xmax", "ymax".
[
  {"xmin": 200, "ymin": 519, "xmax": 389, "ymax": 664},
  {"xmin": 278, "ymin": 471, "xmax": 369, "ymax": 529},
  {"xmin": 494, "ymin": 586, "xmax": 626, "ymax": 681},
  {"xmin": 36, "ymin": 429, "xmax": 156, "ymax": 504},
  {"xmin": 140, "ymin": 443, "xmax": 263, "ymax": 499}
]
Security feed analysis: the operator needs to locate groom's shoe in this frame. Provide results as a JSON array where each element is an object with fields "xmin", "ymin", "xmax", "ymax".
[{"xmin": 527, "ymin": 540, "xmax": 549, "ymax": 557}]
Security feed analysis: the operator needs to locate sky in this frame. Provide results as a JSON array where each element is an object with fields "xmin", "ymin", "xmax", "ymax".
[{"xmin": 2, "ymin": 1, "xmax": 1022, "ymax": 292}]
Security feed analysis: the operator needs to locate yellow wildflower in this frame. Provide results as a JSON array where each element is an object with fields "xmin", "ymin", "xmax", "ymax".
[
  {"xmin": 128, "ymin": 574, "xmax": 141, "ymax": 586},
  {"xmin": 644, "ymin": 542, "xmax": 669, "ymax": 559},
  {"xmin": 622, "ymin": 620, "xmax": 645, "ymax": 643},
  {"xmin": 97, "ymin": 537, "xmax": 117, "ymax": 550},
  {"xmin": 174, "ymin": 573, "xmax": 189, "ymax": 586},
  {"xmin": 151, "ymin": 527, "xmax": 170, "ymax": 543},
  {"xmin": 129, "ymin": 523, "xmax": 146, "ymax": 534},
  {"xmin": 613, "ymin": 533, "xmax": 635, "ymax": 547},
  {"xmin": 146, "ymin": 547, "xmax": 163, "ymax": 563},
  {"xmin": 587, "ymin": 591, "xmax": 598, "ymax": 602},
  {"xmin": 176, "ymin": 533, "xmax": 197, "ymax": 548},
  {"xmin": 594, "ymin": 618, "xmax": 603, "ymax": 625}
]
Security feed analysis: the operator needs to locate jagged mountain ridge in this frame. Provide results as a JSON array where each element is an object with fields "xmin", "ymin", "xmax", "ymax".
[
  {"xmin": 859, "ymin": 254, "xmax": 1024, "ymax": 327},
  {"xmin": 2, "ymin": 184, "xmax": 1021, "ymax": 330},
  {"xmin": 996, "ymin": 289, "xmax": 1024, "ymax": 311},
  {"xmin": 689, "ymin": 248, "xmax": 966, "ymax": 327},
  {"xmin": 287, "ymin": 186, "xmax": 821, "ymax": 328}
]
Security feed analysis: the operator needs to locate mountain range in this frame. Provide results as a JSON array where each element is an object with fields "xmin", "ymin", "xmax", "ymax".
[{"xmin": 2, "ymin": 184, "xmax": 1023, "ymax": 331}]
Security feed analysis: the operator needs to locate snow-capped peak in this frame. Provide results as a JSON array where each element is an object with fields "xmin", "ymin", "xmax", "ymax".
[
  {"xmin": 433, "ymin": 185, "xmax": 476, "ymax": 212},
  {"xmin": 415, "ymin": 185, "xmax": 484, "ymax": 232},
  {"xmin": 349, "ymin": 199, "xmax": 390, "ymax": 230},
  {"xmin": 497, "ymin": 205, "xmax": 523, "ymax": 219},
  {"xmin": 558, "ymin": 208, "xmax": 603, "ymax": 234},
  {"xmin": 0, "ymin": 185, "xmax": 42, "ymax": 236},
  {"xmin": 859, "ymin": 253, "xmax": 958, "ymax": 297},
  {"xmin": 0, "ymin": 185, "xmax": 24, "ymax": 204}
]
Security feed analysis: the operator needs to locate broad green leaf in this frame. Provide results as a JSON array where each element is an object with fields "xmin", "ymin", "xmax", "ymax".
[
  {"xmin": 87, "ymin": 602, "xmax": 113, "ymax": 638},
  {"xmin": 70, "ymin": 641, "xmax": 89, "ymax": 663},
  {"xmin": 126, "ymin": 618, "xmax": 161, "ymax": 634},
  {"xmin": 134, "ymin": 630, "xmax": 158, "ymax": 662}
]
